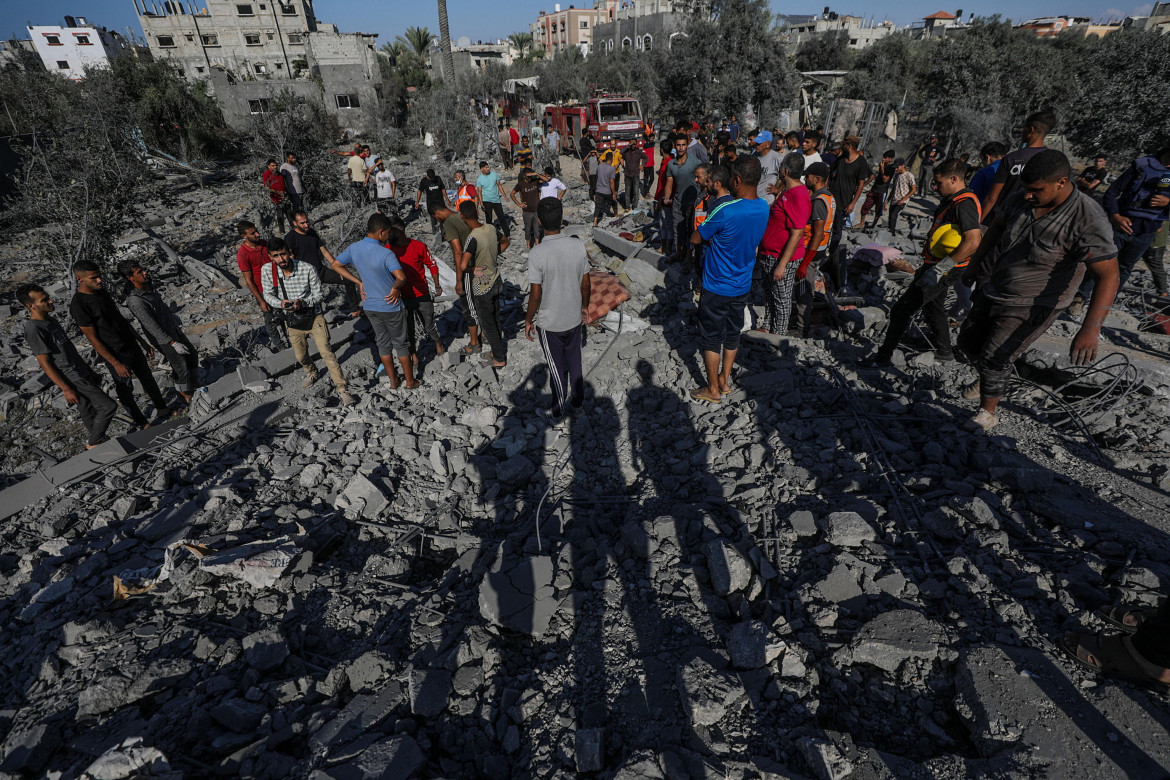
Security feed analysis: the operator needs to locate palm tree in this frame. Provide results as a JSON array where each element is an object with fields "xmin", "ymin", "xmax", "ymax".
[
  {"xmin": 398, "ymin": 26, "xmax": 434, "ymax": 58},
  {"xmin": 380, "ymin": 40, "xmax": 410, "ymax": 66},
  {"xmin": 508, "ymin": 31, "xmax": 535, "ymax": 63},
  {"xmin": 437, "ymin": 0, "xmax": 454, "ymax": 83}
]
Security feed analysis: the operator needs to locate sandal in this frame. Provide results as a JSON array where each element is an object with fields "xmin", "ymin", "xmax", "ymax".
[
  {"xmin": 1098, "ymin": 605, "xmax": 1158, "ymax": 634},
  {"xmin": 689, "ymin": 388, "xmax": 721, "ymax": 405},
  {"xmin": 462, "ymin": 342, "xmax": 482, "ymax": 354},
  {"xmin": 1061, "ymin": 631, "xmax": 1170, "ymax": 694}
]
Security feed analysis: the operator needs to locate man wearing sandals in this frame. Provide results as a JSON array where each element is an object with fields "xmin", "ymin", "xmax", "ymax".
[
  {"xmin": 1065, "ymin": 601, "xmax": 1170, "ymax": 694},
  {"xmin": 688, "ymin": 156, "xmax": 769, "ymax": 404},
  {"xmin": 458, "ymin": 201, "xmax": 511, "ymax": 368}
]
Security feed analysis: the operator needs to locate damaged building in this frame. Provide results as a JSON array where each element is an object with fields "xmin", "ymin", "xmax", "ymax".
[{"xmin": 133, "ymin": 0, "xmax": 384, "ymax": 131}]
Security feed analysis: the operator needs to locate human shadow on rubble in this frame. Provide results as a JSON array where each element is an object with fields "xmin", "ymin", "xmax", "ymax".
[{"xmin": 727, "ymin": 340, "xmax": 1170, "ymax": 775}]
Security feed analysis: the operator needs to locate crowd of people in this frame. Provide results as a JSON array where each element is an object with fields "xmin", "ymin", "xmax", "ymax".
[{"xmin": 12, "ymin": 99, "xmax": 1170, "ymax": 696}]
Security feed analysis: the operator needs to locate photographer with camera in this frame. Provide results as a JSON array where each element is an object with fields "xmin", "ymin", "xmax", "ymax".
[{"xmin": 262, "ymin": 237, "xmax": 356, "ymax": 406}]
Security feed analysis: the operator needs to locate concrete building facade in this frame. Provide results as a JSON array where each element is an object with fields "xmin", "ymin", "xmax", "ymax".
[
  {"xmin": 531, "ymin": 2, "xmax": 618, "ymax": 55},
  {"xmin": 428, "ymin": 40, "xmax": 516, "ymax": 79},
  {"xmin": 779, "ymin": 13, "xmax": 896, "ymax": 51},
  {"xmin": 27, "ymin": 16, "xmax": 132, "ymax": 80},
  {"xmin": 134, "ymin": 0, "xmax": 382, "ymax": 131},
  {"xmin": 593, "ymin": 0, "xmax": 692, "ymax": 53}
]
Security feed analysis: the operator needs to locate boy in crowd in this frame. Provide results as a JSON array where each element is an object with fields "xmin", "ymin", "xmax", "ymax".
[{"xmin": 119, "ymin": 261, "xmax": 200, "ymax": 405}]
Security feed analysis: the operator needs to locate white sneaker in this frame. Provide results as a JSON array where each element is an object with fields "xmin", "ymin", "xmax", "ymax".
[{"xmin": 964, "ymin": 409, "xmax": 998, "ymax": 432}]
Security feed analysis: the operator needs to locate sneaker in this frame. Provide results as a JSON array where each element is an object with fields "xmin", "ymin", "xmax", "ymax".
[
  {"xmin": 961, "ymin": 380, "xmax": 981, "ymax": 400},
  {"xmin": 302, "ymin": 371, "xmax": 320, "ymax": 389},
  {"xmin": 338, "ymin": 389, "xmax": 357, "ymax": 406},
  {"xmin": 964, "ymin": 409, "xmax": 999, "ymax": 432},
  {"xmin": 857, "ymin": 354, "xmax": 892, "ymax": 369},
  {"xmin": 1067, "ymin": 296, "xmax": 1084, "ymax": 317}
]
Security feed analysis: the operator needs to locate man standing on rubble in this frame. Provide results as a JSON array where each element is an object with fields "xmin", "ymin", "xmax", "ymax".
[
  {"xmin": 236, "ymin": 220, "xmax": 289, "ymax": 350},
  {"xmin": 285, "ymin": 211, "xmax": 361, "ymax": 318},
  {"xmin": 664, "ymin": 135, "xmax": 704, "ymax": 264},
  {"xmin": 623, "ymin": 140, "xmax": 647, "ymax": 211},
  {"xmin": 458, "ymin": 201, "xmax": 511, "ymax": 368},
  {"xmin": 858, "ymin": 158, "xmax": 983, "ymax": 368},
  {"xmin": 19, "ymin": 283, "xmax": 118, "ymax": 448},
  {"xmin": 432, "ymin": 203, "xmax": 480, "ymax": 354},
  {"xmin": 958, "ymin": 150, "xmax": 1119, "ymax": 432},
  {"xmin": 981, "ymin": 110, "xmax": 1056, "ymax": 221},
  {"xmin": 415, "ymin": 168, "xmax": 450, "ymax": 237},
  {"xmin": 119, "ymin": 262, "xmax": 200, "ymax": 405},
  {"xmin": 476, "ymin": 160, "xmax": 510, "ymax": 239},
  {"xmin": 70, "ymin": 260, "xmax": 172, "ymax": 428},
  {"xmin": 333, "ymin": 213, "xmax": 417, "ymax": 390},
  {"xmin": 525, "ymin": 197, "xmax": 591, "ymax": 420},
  {"xmin": 688, "ymin": 156, "xmax": 769, "ymax": 404},
  {"xmin": 280, "ymin": 152, "xmax": 307, "ymax": 213},
  {"xmin": 262, "ymin": 237, "xmax": 356, "ymax": 406},
  {"xmin": 262, "ymin": 158, "xmax": 291, "ymax": 235}
]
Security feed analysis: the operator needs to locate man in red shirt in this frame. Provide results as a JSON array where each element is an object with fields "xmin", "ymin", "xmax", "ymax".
[
  {"xmin": 236, "ymin": 219, "xmax": 289, "ymax": 351},
  {"xmin": 385, "ymin": 219, "xmax": 445, "ymax": 367},
  {"xmin": 262, "ymin": 158, "xmax": 290, "ymax": 234}
]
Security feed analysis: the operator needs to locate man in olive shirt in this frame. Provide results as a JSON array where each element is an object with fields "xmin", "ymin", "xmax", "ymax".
[
  {"xmin": 458, "ymin": 201, "xmax": 511, "ymax": 367},
  {"xmin": 433, "ymin": 204, "xmax": 479, "ymax": 353},
  {"xmin": 959, "ymin": 150, "xmax": 1119, "ymax": 432}
]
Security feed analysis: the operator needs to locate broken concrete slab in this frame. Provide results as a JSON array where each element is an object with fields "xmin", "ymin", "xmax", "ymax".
[
  {"xmin": 676, "ymin": 648, "xmax": 747, "ymax": 727},
  {"xmin": 705, "ymin": 539, "xmax": 752, "ymax": 596},
  {"xmin": 335, "ymin": 474, "xmax": 390, "ymax": 520},
  {"xmin": 837, "ymin": 610, "xmax": 952, "ymax": 673},
  {"xmin": 727, "ymin": 620, "xmax": 785, "ymax": 670},
  {"xmin": 478, "ymin": 551, "xmax": 556, "ymax": 637},
  {"xmin": 821, "ymin": 511, "xmax": 878, "ymax": 547}
]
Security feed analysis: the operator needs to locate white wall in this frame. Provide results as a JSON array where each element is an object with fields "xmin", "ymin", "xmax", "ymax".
[{"xmin": 28, "ymin": 24, "xmax": 123, "ymax": 80}]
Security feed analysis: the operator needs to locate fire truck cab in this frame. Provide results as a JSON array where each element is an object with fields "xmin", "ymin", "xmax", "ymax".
[{"xmin": 544, "ymin": 94, "xmax": 644, "ymax": 153}]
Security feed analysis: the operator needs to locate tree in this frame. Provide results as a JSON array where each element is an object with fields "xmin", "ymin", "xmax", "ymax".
[
  {"xmin": 794, "ymin": 30, "xmax": 853, "ymax": 72},
  {"xmin": 1065, "ymin": 30, "xmax": 1170, "ymax": 161},
  {"xmin": 399, "ymin": 26, "xmax": 434, "ymax": 58},
  {"xmin": 535, "ymin": 47, "xmax": 588, "ymax": 103},
  {"xmin": 508, "ymin": 32, "xmax": 535, "ymax": 63},
  {"xmin": 107, "ymin": 57, "xmax": 227, "ymax": 159},
  {"xmin": 437, "ymin": 0, "xmax": 454, "ymax": 83},
  {"xmin": 839, "ymin": 33, "xmax": 933, "ymax": 107}
]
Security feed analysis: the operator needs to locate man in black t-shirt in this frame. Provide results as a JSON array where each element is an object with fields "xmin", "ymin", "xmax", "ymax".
[
  {"xmin": 1076, "ymin": 154, "xmax": 1109, "ymax": 198},
  {"xmin": 285, "ymin": 210, "xmax": 360, "ymax": 316},
  {"xmin": 19, "ymin": 282, "xmax": 118, "ymax": 448},
  {"xmin": 415, "ymin": 169, "xmax": 450, "ymax": 235},
  {"xmin": 981, "ymin": 109, "xmax": 1055, "ymax": 222},
  {"xmin": 859, "ymin": 159, "xmax": 984, "ymax": 367},
  {"xmin": 826, "ymin": 135, "xmax": 872, "ymax": 287},
  {"xmin": 69, "ymin": 259, "xmax": 171, "ymax": 427}
]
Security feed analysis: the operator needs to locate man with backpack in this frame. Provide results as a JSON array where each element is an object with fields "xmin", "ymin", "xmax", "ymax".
[{"xmin": 1069, "ymin": 148, "xmax": 1170, "ymax": 314}]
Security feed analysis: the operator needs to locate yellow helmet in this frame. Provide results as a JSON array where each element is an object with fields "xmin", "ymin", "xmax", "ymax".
[{"xmin": 929, "ymin": 223, "xmax": 963, "ymax": 259}]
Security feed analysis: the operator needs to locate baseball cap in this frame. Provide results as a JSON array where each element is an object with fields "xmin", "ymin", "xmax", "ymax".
[
  {"xmin": 806, "ymin": 162, "xmax": 831, "ymax": 179},
  {"xmin": 753, "ymin": 130, "xmax": 774, "ymax": 144},
  {"xmin": 893, "ymin": 157, "xmax": 906, "ymax": 167}
]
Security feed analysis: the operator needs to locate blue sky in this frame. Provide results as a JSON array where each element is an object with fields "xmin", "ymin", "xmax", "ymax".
[{"xmin": 1, "ymin": 0, "xmax": 1157, "ymax": 45}]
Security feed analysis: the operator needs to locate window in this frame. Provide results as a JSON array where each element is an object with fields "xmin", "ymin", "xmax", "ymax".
[
  {"xmin": 157, "ymin": 35, "xmax": 176, "ymax": 47},
  {"xmin": 281, "ymin": 3, "xmax": 297, "ymax": 15},
  {"xmin": 254, "ymin": 62, "xmax": 267, "ymax": 73},
  {"xmin": 245, "ymin": 34, "xmax": 262, "ymax": 45},
  {"xmin": 850, "ymin": 38, "xmax": 858, "ymax": 45},
  {"xmin": 275, "ymin": 62, "xmax": 283, "ymax": 69},
  {"xmin": 621, "ymin": 36, "xmax": 632, "ymax": 49},
  {"xmin": 642, "ymin": 34, "xmax": 652, "ymax": 51},
  {"xmin": 248, "ymin": 98, "xmax": 270, "ymax": 113},
  {"xmin": 336, "ymin": 94, "xmax": 360, "ymax": 109},
  {"xmin": 237, "ymin": 4, "xmax": 254, "ymax": 15},
  {"xmin": 75, "ymin": 35, "xmax": 91, "ymax": 45},
  {"xmin": 57, "ymin": 60, "xmax": 69, "ymax": 69},
  {"xmin": 45, "ymin": 35, "xmax": 61, "ymax": 45},
  {"xmin": 266, "ymin": 32, "xmax": 274, "ymax": 40},
  {"xmin": 201, "ymin": 34, "xmax": 219, "ymax": 46},
  {"xmin": 186, "ymin": 34, "xmax": 194, "ymax": 41},
  {"xmin": 580, "ymin": 20, "xmax": 589, "ymax": 28},
  {"xmin": 195, "ymin": 66, "xmax": 205, "ymax": 73},
  {"xmin": 599, "ymin": 100, "xmax": 638, "ymax": 121},
  {"xmin": 288, "ymin": 33, "xmax": 302, "ymax": 43}
]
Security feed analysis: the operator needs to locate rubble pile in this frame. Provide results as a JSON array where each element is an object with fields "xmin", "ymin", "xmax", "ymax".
[{"xmin": 2, "ymin": 154, "xmax": 1170, "ymax": 778}]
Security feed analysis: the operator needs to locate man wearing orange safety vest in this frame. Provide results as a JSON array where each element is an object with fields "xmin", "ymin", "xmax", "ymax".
[
  {"xmin": 453, "ymin": 170, "xmax": 477, "ymax": 210},
  {"xmin": 859, "ymin": 158, "xmax": 983, "ymax": 367},
  {"xmin": 790, "ymin": 162, "xmax": 837, "ymax": 336}
]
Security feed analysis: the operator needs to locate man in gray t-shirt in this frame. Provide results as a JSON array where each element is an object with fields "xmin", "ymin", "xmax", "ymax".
[
  {"xmin": 525, "ymin": 197, "xmax": 592, "ymax": 419},
  {"xmin": 18, "ymin": 282, "xmax": 118, "ymax": 447},
  {"xmin": 753, "ymin": 130, "xmax": 783, "ymax": 202}
]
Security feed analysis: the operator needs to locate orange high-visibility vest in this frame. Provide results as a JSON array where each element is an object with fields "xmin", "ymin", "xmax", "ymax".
[
  {"xmin": 802, "ymin": 191, "xmax": 836, "ymax": 252},
  {"xmin": 456, "ymin": 183, "xmax": 475, "ymax": 206},
  {"xmin": 693, "ymin": 196, "xmax": 709, "ymax": 231},
  {"xmin": 923, "ymin": 190, "xmax": 981, "ymax": 267}
]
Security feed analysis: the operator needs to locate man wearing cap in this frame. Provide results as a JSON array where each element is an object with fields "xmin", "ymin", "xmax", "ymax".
[
  {"xmin": 753, "ymin": 131, "xmax": 783, "ymax": 204},
  {"xmin": 859, "ymin": 159, "xmax": 982, "ymax": 367}
]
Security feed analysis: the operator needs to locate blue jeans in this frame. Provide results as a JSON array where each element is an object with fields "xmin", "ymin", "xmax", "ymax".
[{"xmin": 1077, "ymin": 228, "xmax": 1157, "ymax": 300}]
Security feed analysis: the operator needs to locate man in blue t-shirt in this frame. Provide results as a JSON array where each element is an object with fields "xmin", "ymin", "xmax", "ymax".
[
  {"xmin": 689, "ymin": 156, "xmax": 770, "ymax": 404},
  {"xmin": 475, "ymin": 160, "xmax": 510, "ymax": 237},
  {"xmin": 969, "ymin": 141, "xmax": 1006, "ymax": 202},
  {"xmin": 331, "ymin": 212, "xmax": 418, "ymax": 389}
]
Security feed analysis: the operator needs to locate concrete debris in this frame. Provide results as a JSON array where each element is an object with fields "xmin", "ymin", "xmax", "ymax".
[{"xmin": 1, "ymin": 153, "xmax": 1169, "ymax": 780}]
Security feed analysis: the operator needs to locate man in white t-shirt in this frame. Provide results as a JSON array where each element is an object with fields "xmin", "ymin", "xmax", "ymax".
[
  {"xmin": 801, "ymin": 130, "xmax": 824, "ymax": 171},
  {"xmin": 368, "ymin": 158, "xmax": 397, "ymax": 217},
  {"xmin": 540, "ymin": 166, "xmax": 567, "ymax": 200}
]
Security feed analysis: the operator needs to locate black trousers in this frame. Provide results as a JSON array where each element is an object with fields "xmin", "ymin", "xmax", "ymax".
[
  {"xmin": 482, "ymin": 201, "xmax": 510, "ymax": 237},
  {"xmin": 262, "ymin": 306, "xmax": 289, "ymax": 349},
  {"xmin": 537, "ymin": 324, "xmax": 584, "ymax": 416},
  {"xmin": 877, "ymin": 266, "xmax": 955, "ymax": 359},
  {"xmin": 69, "ymin": 371, "xmax": 118, "ymax": 446},
  {"xmin": 104, "ymin": 345, "xmax": 169, "ymax": 427},
  {"xmin": 472, "ymin": 277, "xmax": 506, "ymax": 361},
  {"xmin": 889, "ymin": 202, "xmax": 906, "ymax": 233},
  {"xmin": 318, "ymin": 266, "xmax": 360, "ymax": 310},
  {"xmin": 956, "ymin": 294, "xmax": 1061, "ymax": 399},
  {"xmin": 156, "ymin": 334, "xmax": 199, "ymax": 394},
  {"xmin": 1132, "ymin": 597, "xmax": 1170, "ymax": 668},
  {"xmin": 624, "ymin": 174, "xmax": 640, "ymax": 210},
  {"xmin": 641, "ymin": 166, "xmax": 654, "ymax": 196}
]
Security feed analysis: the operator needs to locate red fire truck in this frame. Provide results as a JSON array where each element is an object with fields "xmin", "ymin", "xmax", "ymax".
[{"xmin": 544, "ymin": 94, "xmax": 644, "ymax": 153}]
